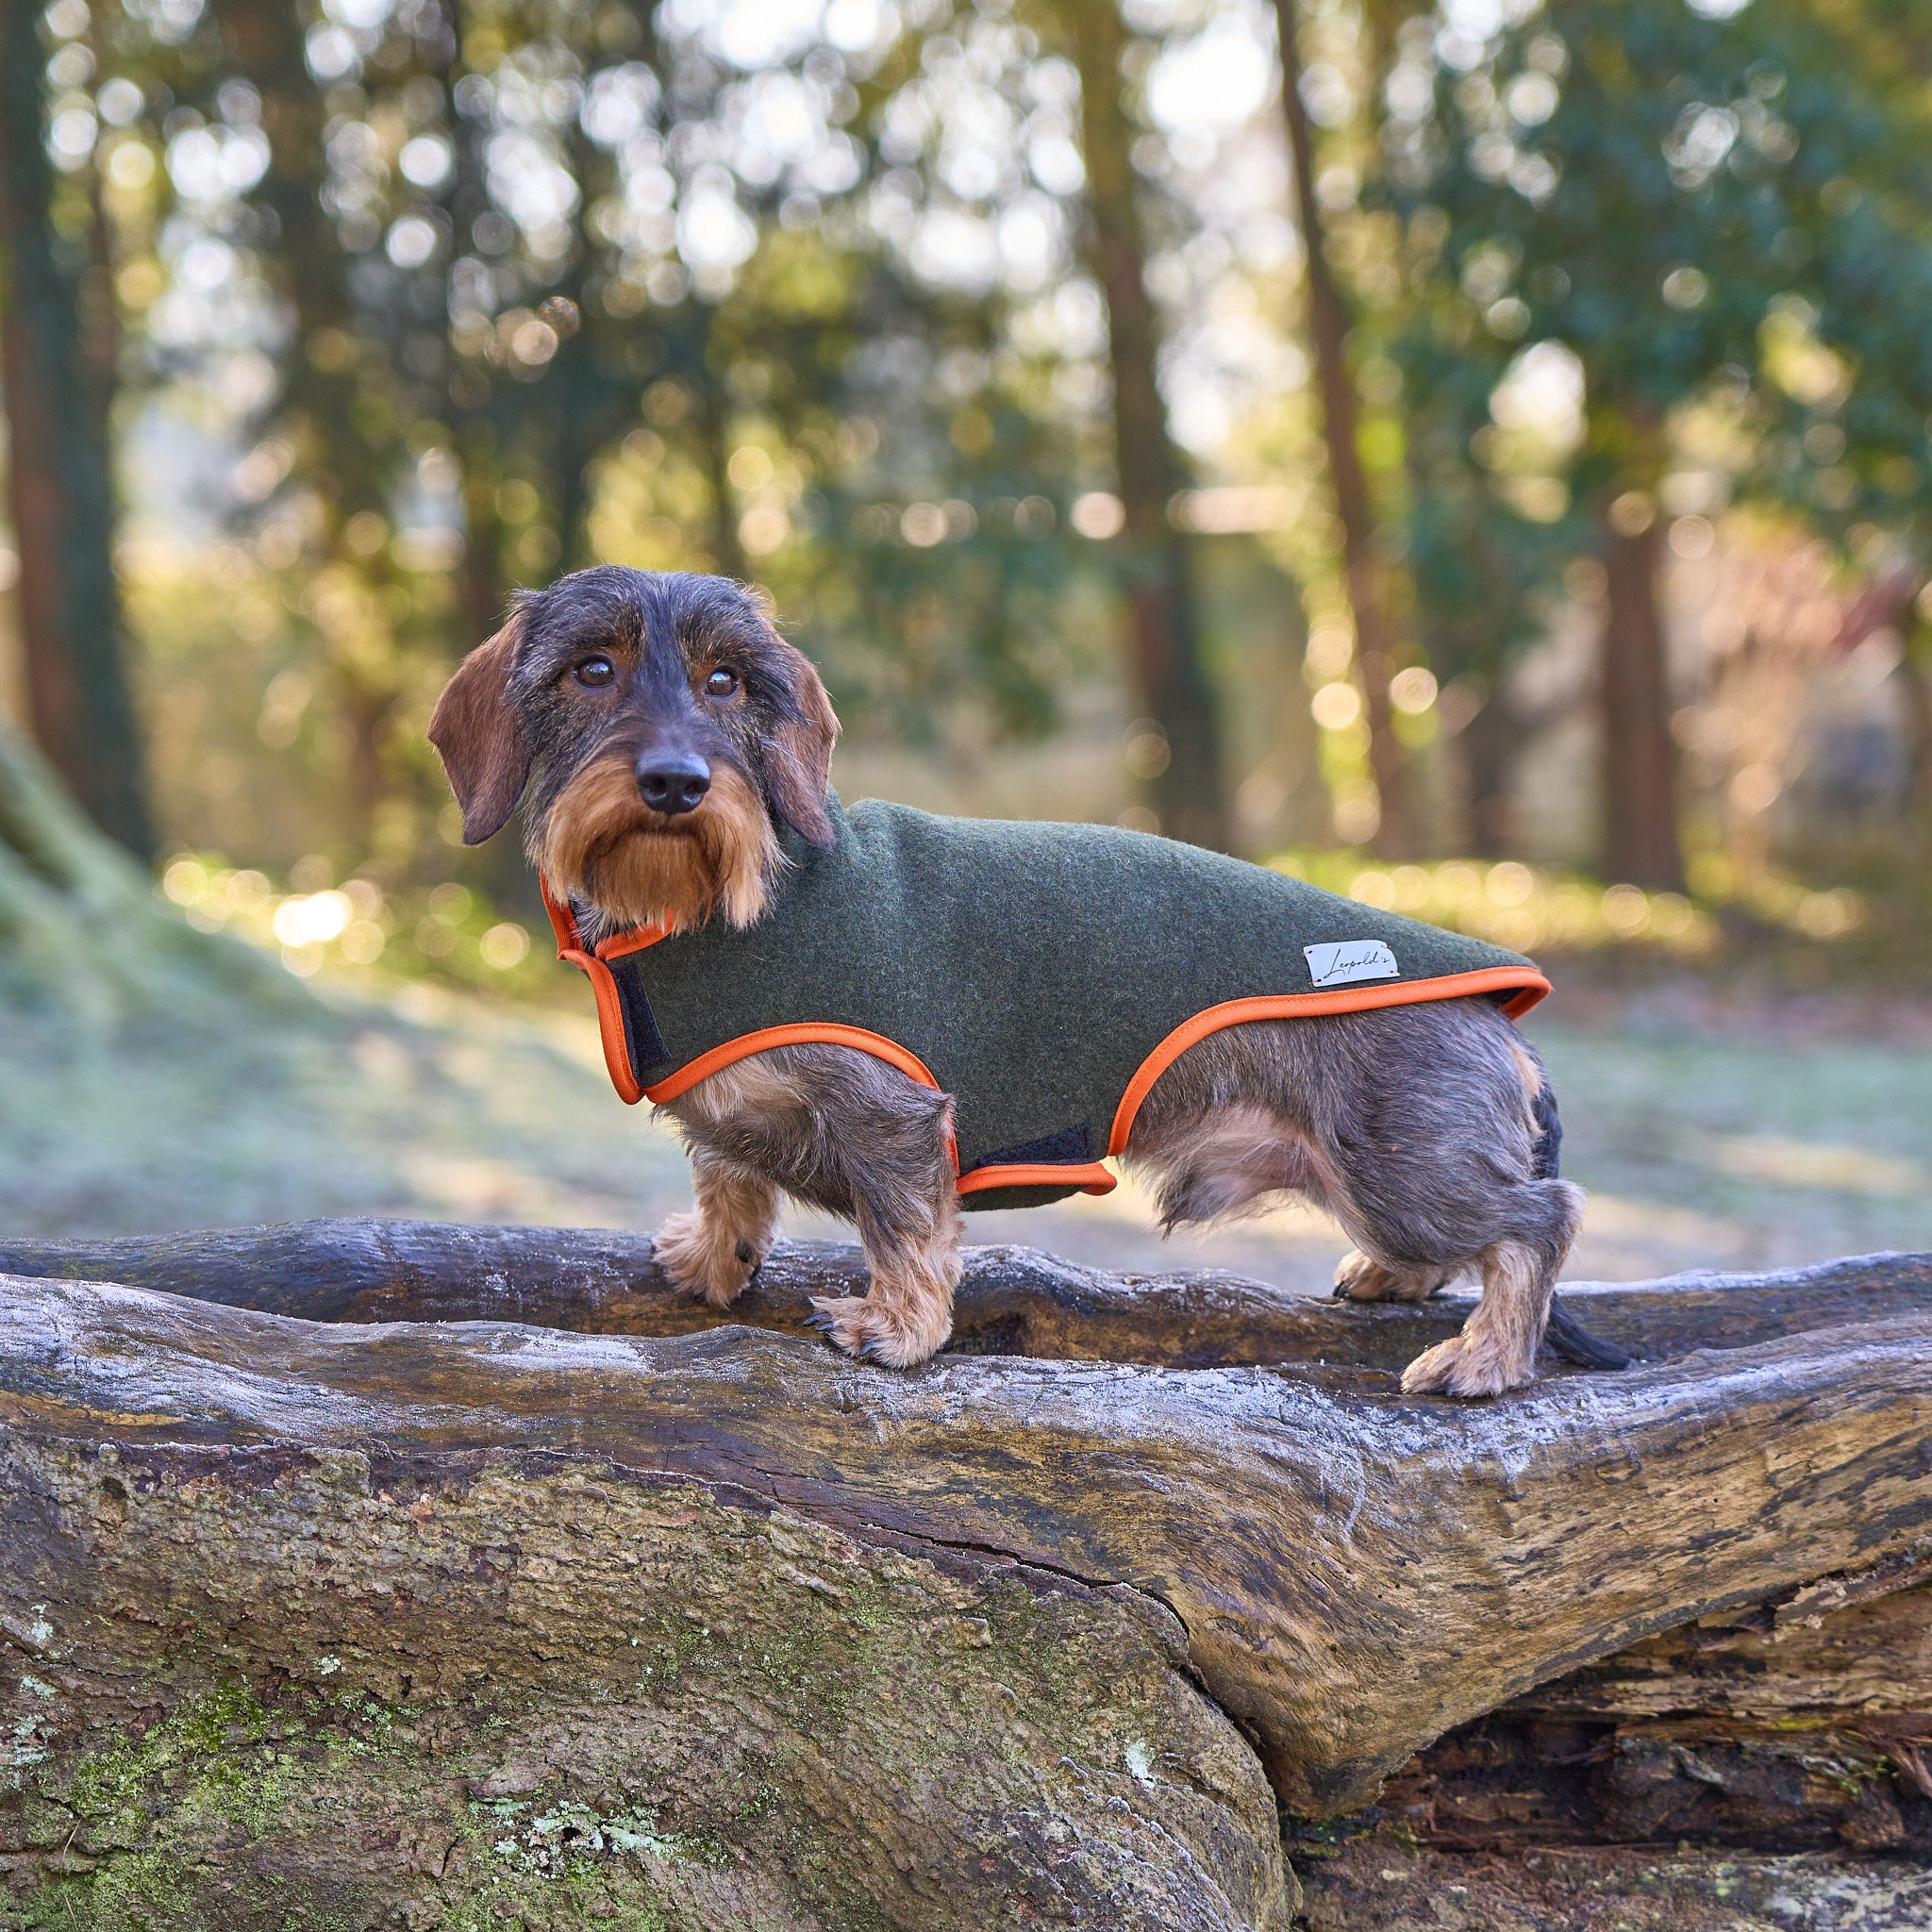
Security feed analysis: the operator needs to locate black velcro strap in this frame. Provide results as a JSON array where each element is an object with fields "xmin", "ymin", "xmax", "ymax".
[
  {"xmin": 606, "ymin": 956, "xmax": 672, "ymax": 1083},
  {"xmin": 961, "ymin": 1122, "xmax": 1091, "ymax": 1175}
]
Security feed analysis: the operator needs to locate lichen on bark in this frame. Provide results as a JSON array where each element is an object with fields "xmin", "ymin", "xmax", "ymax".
[{"xmin": 3, "ymin": 1434, "xmax": 1293, "ymax": 1932}]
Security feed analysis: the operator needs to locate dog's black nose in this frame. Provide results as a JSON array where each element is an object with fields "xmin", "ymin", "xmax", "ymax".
[{"xmin": 637, "ymin": 752, "xmax": 711, "ymax": 816}]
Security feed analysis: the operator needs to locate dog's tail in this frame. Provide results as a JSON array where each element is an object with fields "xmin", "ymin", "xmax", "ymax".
[
  {"xmin": 1544, "ymin": 1297, "xmax": 1635, "ymax": 1371},
  {"xmin": 1528, "ymin": 1074, "xmax": 1635, "ymax": 1372}
]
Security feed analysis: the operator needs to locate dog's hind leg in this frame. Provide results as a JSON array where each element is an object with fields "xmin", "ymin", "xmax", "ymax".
[
  {"xmin": 1397, "ymin": 1218, "xmax": 1578, "ymax": 1396},
  {"xmin": 1284, "ymin": 1000, "xmax": 1586, "ymax": 1395},
  {"xmin": 653, "ymin": 1149, "xmax": 780, "ymax": 1308}
]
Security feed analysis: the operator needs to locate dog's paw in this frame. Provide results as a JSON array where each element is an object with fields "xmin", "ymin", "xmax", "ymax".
[
  {"xmin": 652, "ymin": 1211, "xmax": 759, "ymax": 1308},
  {"xmin": 1400, "ymin": 1333, "xmax": 1534, "ymax": 1399},
  {"xmin": 806, "ymin": 1294, "xmax": 948, "ymax": 1369},
  {"xmin": 1334, "ymin": 1249, "xmax": 1397, "ymax": 1301},
  {"xmin": 1336, "ymin": 1251, "xmax": 1454, "ymax": 1303}
]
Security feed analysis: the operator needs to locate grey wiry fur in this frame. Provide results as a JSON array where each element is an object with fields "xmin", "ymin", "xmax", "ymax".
[{"xmin": 430, "ymin": 564, "xmax": 1591, "ymax": 1392}]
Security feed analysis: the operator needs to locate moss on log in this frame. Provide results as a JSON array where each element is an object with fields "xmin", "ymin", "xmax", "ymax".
[
  {"xmin": 4, "ymin": 1226, "xmax": 1932, "ymax": 1929},
  {"xmin": 0, "ymin": 724, "xmax": 296, "ymax": 1025}
]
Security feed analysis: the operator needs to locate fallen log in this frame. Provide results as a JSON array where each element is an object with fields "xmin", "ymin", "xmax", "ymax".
[
  {"xmin": 4, "ymin": 1227, "xmax": 1931, "ymax": 1929},
  {"xmin": 1351, "ymin": 1557, "xmax": 1932, "ymax": 1859},
  {"xmin": 1292, "ymin": 1575, "xmax": 1932, "ymax": 1925},
  {"xmin": 3, "ymin": 1219, "xmax": 1927, "ymax": 1368}
]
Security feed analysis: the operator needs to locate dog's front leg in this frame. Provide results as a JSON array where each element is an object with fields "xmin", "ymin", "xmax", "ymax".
[
  {"xmin": 654, "ymin": 1151, "xmax": 780, "ymax": 1308},
  {"xmin": 806, "ymin": 1118, "xmax": 962, "ymax": 1370}
]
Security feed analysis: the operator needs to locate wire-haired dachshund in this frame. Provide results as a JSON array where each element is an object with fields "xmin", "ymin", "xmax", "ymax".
[{"xmin": 430, "ymin": 565, "xmax": 1614, "ymax": 1396}]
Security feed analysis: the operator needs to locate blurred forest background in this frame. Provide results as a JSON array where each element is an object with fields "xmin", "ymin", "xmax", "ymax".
[{"xmin": 3, "ymin": 0, "xmax": 1931, "ymax": 1279}]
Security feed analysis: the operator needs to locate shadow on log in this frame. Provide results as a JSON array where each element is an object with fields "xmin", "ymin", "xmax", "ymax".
[{"xmin": 4, "ymin": 1224, "xmax": 1932, "ymax": 1929}]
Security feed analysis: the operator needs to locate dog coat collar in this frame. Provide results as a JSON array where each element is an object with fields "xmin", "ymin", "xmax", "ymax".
[{"xmin": 543, "ymin": 795, "xmax": 1550, "ymax": 1211}]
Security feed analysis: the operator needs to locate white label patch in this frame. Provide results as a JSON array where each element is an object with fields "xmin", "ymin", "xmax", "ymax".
[{"xmin": 1304, "ymin": 940, "xmax": 1400, "ymax": 989}]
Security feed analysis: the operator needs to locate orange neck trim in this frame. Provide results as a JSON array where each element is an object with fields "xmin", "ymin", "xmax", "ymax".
[{"xmin": 539, "ymin": 876, "xmax": 675, "ymax": 961}]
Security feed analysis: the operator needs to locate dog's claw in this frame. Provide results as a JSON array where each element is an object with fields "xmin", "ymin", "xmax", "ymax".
[{"xmin": 803, "ymin": 1310, "xmax": 835, "ymax": 1334}]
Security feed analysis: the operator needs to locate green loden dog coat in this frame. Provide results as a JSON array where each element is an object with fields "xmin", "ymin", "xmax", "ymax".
[{"xmin": 543, "ymin": 795, "xmax": 1550, "ymax": 1210}]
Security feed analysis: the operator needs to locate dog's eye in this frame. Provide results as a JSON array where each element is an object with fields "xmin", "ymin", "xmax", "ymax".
[
  {"xmin": 704, "ymin": 668, "xmax": 739, "ymax": 699},
  {"xmin": 574, "ymin": 657, "xmax": 615, "ymax": 689}
]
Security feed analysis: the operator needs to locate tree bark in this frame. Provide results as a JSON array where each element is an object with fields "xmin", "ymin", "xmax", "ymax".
[
  {"xmin": 207, "ymin": 0, "xmax": 382, "ymax": 533},
  {"xmin": 1272, "ymin": 0, "xmax": 1412, "ymax": 858},
  {"xmin": 3, "ymin": 1220, "xmax": 1925, "ymax": 1371},
  {"xmin": 1336, "ymin": 1568, "xmax": 1932, "ymax": 1882},
  {"xmin": 1597, "ymin": 503, "xmax": 1686, "ymax": 890},
  {"xmin": 4, "ymin": 1223, "xmax": 1929, "ymax": 1879},
  {"xmin": 1066, "ymin": 0, "xmax": 1231, "ymax": 851},
  {"xmin": 0, "ymin": 0, "xmax": 153, "ymax": 860}
]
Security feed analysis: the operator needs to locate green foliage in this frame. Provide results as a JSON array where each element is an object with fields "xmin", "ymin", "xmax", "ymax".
[{"xmin": 1386, "ymin": 0, "xmax": 1932, "ymax": 521}]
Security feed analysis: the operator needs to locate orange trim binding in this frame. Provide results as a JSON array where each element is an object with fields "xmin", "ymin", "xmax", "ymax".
[
  {"xmin": 540, "ymin": 878, "xmax": 654, "ymax": 1105},
  {"xmin": 596, "ymin": 921, "xmax": 674, "ymax": 959},
  {"xmin": 641, "ymin": 1023, "xmax": 943, "ymax": 1106},
  {"xmin": 539, "ymin": 876, "xmax": 675, "ymax": 959},
  {"xmin": 540, "ymin": 877, "xmax": 580, "ymax": 954},
  {"xmin": 1106, "ymin": 967, "xmax": 1550, "ymax": 1158},
  {"xmin": 957, "ymin": 1161, "xmax": 1117, "ymax": 1198},
  {"xmin": 561, "ymin": 950, "xmax": 646, "ymax": 1104}
]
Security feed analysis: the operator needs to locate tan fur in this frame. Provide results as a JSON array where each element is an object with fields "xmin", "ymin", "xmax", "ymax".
[
  {"xmin": 671, "ymin": 1051, "xmax": 812, "ymax": 1125},
  {"xmin": 1399, "ymin": 1234, "xmax": 1561, "ymax": 1396},
  {"xmin": 1123, "ymin": 1101, "xmax": 1345, "ymax": 1230},
  {"xmin": 540, "ymin": 756, "xmax": 781, "ymax": 931},
  {"xmin": 807, "ymin": 1192, "xmax": 963, "ymax": 1368},
  {"xmin": 1333, "ymin": 1251, "xmax": 1461, "ymax": 1302},
  {"xmin": 653, "ymin": 1154, "xmax": 781, "ymax": 1307}
]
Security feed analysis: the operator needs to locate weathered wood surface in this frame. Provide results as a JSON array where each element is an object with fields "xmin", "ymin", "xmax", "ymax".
[
  {"xmin": 3, "ymin": 1403, "xmax": 1289, "ymax": 1930},
  {"xmin": 1353, "ymin": 1577, "xmax": 1932, "ymax": 1864},
  {"xmin": 6, "ymin": 1227, "xmax": 1932, "ymax": 1928},
  {"xmin": 3, "ymin": 1219, "xmax": 1928, "ymax": 1369},
  {"xmin": 1294, "ymin": 1832, "xmax": 1932, "ymax": 1932},
  {"xmin": 1303, "ymin": 1574, "xmax": 1932, "ymax": 1924}
]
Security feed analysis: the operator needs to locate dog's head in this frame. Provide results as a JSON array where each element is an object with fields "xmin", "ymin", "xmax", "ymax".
[{"xmin": 428, "ymin": 567, "xmax": 839, "ymax": 936}]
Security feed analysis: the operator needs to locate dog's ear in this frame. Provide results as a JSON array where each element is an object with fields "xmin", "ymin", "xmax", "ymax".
[
  {"xmin": 428, "ymin": 612, "xmax": 529, "ymax": 844},
  {"xmin": 763, "ymin": 638, "xmax": 841, "ymax": 849}
]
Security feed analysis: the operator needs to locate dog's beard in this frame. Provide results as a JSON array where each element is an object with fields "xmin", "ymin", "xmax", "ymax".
[{"xmin": 537, "ymin": 756, "xmax": 781, "ymax": 937}]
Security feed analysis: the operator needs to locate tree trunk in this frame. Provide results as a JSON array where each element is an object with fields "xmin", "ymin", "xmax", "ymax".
[
  {"xmin": 1455, "ymin": 688, "xmax": 1523, "ymax": 856},
  {"xmin": 1066, "ymin": 0, "xmax": 1230, "ymax": 851},
  {"xmin": 1271, "ymin": 0, "xmax": 1412, "ymax": 858},
  {"xmin": 1897, "ymin": 623, "xmax": 1932, "ymax": 833},
  {"xmin": 206, "ymin": 0, "xmax": 381, "ymax": 533},
  {"xmin": 693, "ymin": 301, "xmax": 750, "ymax": 583},
  {"xmin": 0, "ymin": 0, "xmax": 153, "ymax": 860},
  {"xmin": 1597, "ymin": 502, "xmax": 1686, "ymax": 890}
]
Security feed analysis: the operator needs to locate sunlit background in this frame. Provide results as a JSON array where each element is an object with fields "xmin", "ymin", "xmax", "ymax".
[{"xmin": 3, "ymin": 0, "xmax": 1930, "ymax": 1282}]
